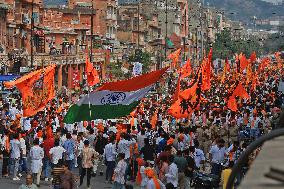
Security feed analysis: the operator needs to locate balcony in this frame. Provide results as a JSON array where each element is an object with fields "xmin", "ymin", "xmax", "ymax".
[
  {"xmin": 174, "ymin": 17, "xmax": 181, "ymax": 24},
  {"xmin": 106, "ymin": 33, "xmax": 116, "ymax": 39},
  {"xmin": 106, "ymin": 13, "xmax": 117, "ymax": 21}
]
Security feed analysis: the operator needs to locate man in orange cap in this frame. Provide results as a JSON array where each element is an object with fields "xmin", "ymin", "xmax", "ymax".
[{"xmin": 145, "ymin": 168, "xmax": 165, "ymax": 189}]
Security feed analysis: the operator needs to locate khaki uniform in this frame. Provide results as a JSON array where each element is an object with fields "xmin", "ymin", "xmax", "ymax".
[
  {"xmin": 230, "ymin": 125, "xmax": 239, "ymax": 142},
  {"xmin": 196, "ymin": 127, "xmax": 205, "ymax": 149}
]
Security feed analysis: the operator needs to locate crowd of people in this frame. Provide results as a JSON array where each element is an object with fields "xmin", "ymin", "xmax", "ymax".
[{"xmin": 0, "ymin": 54, "xmax": 283, "ymax": 189}]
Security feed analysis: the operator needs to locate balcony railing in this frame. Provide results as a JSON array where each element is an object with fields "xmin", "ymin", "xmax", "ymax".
[
  {"xmin": 174, "ymin": 17, "xmax": 181, "ymax": 24},
  {"xmin": 106, "ymin": 13, "xmax": 117, "ymax": 20},
  {"xmin": 106, "ymin": 33, "xmax": 116, "ymax": 39}
]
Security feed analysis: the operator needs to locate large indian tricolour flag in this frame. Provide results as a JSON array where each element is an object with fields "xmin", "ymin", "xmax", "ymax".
[{"xmin": 64, "ymin": 67, "xmax": 168, "ymax": 123}]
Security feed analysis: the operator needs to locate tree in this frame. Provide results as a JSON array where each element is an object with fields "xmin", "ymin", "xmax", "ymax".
[
  {"xmin": 263, "ymin": 26, "xmax": 284, "ymax": 54},
  {"xmin": 211, "ymin": 29, "xmax": 262, "ymax": 59},
  {"xmin": 211, "ymin": 29, "xmax": 235, "ymax": 60},
  {"xmin": 128, "ymin": 51, "xmax": 154, "ymax": 73}
]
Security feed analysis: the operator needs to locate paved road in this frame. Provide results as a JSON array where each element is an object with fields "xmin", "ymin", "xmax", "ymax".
[
  {"xmin": 0, "ymin": 172, "xmax": 113, "ymax": 189},
  {"xmin": 0, "ymin": 159, "xmax": 114, "ymax": 189}
]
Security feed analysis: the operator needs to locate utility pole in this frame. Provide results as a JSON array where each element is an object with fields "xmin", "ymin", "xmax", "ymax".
[
  {"xmin": 196, "ymin": 27, "xmax": 198, "ymax": 65},
  {"xmin": 137, "ymin": 0, "xmax": 140, "ymax": 49},
  {"xmin": 90, "ymin": 0, "xmax": 94, "ymax": 62},
  {"xmin": 30, "ymin": 0, "xmax": 34, "ymax": 67},
  {"xmin": 164, "ymin": 0, "xmax": 168, "ymax": 60},
  {"xmin": 200, "ymin": 0, "xmax": 204, "ymax": 60},
  {"xmin": 183, "ymin": 8, "xmax": 186, "ymax": 61}
]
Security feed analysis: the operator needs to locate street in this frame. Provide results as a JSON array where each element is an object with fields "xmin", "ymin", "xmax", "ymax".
[{"xmin": 0, "ymin": 159, "xmax": 113, "ymax": 189}]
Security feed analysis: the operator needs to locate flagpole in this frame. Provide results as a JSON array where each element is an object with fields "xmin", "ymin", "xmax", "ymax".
[
  {"xmin": 90, "ymin": 0, "xmax": 94, "ymax": 63},
  {"xmin": 137, "ymin": 0, "xmax": 140, "ymax": 49}
]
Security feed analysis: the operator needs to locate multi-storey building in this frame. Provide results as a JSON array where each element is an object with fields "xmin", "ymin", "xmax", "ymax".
[{"xmin": 0, "ymin": 0, "xmax": 8, "ymax": 54}]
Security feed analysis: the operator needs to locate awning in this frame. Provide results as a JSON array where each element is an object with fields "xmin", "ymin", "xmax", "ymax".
[{"xmin": 0, "ymin": 75, "xmax": 20, "ymax": 82}]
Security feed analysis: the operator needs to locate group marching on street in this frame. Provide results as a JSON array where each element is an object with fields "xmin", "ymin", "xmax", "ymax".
[{"xmin": 0, "ymin": 51, "xmax": 284, "ymax": 189}]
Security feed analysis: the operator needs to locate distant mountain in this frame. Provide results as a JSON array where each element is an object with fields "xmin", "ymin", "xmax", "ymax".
[{"xmin": 204, "ymin": 0, "xmax": 284, "ymax": 26}]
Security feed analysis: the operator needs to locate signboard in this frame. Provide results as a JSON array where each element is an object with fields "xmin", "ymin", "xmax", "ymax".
[{"xmin": 132, "ymin": 62, "xmax": 143, "ymax": 76}]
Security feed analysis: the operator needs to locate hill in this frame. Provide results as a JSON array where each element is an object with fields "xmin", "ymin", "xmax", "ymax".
[{"xmin": 205, "ymin": 0, "xmax": 284, "ymax": 26}]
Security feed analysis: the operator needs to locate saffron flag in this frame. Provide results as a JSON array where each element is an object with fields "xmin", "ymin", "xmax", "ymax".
[
  {"xmin": 86, "ymin": 56, "xmax": 100, "ymax": 86},
  {"xmin": 227, "ymin": 96, "xmax": 238, "ymax": 112},
  {"xmin": 225, "ymin": 58, "xmax": 230, "ymax": 73},
  {"xmin": 250, "ymin": 51, "xmax": 257, "ymax": 63},
  {"xmin": 258, "ymin": 57, "xmax": 271, "ymax": 73},
  {"xmin": 168, "ymin": 98, "xmax": 192, "ymax": 119},
  {"xmin": 275, "ymin": 52, "xmax": 283, "ymax": 68},
  {"xmin": 251, "ymin": 74, "xmax": 258, "ymax": 91},
  {"xmin": 180, "ymin": 59, "xmax": 192, "ymax": 78},
  {"xmin": 172, "ymin": 76, "xmax": 181, "ymax": 103},
  {"xmin": 201, "ymin": 58, "xmax": 211, "ymax": 91},
  {"xmin": 64, "ymin": 67, "xmax": 168, "ymax": 123},
  {"xmin": 208, "ymin": 48, "xmax": 213, "ymax": 64},
  {"xmin": 232, "ymin": 83, "xmax": 250, "ymax": 99},
  {"xmin": 58, "ymin": 65, "xmax": 63, "ymax": 91},
  {"xmin": 246, "ymin": 63, "xmax": 253, "ymax": 85},
  {"xmin": 179, "ymin": 82, "xmax": 198, "ymax": 100},
  {"xmin": 221, "ymin": 58, "xmax": 230, "ymax": 83},
  {"xmin": 168, "ymin": 48, "xmax": 181, "ymax": 68},
  {"xmin": 239, "ymin": 54, "xmax": 249, "ymax": 71},
  {"xmin": 4, "ymin": 65, "xmax": 56, "ymax": 117}
]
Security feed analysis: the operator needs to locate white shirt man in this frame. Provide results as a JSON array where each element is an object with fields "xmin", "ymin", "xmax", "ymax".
[
  {"xmin": 162, "ymin": 118, "xmax": 170, "ymax": 133},
  {"xmin": 104, "ymin": 142, "xmax": 117, "ymax": 162},
  {"xmin": 117, "ymin": 137, "xmax": 136, "ymax": 159},
  {"xmin": 165, "ymin": 160, "xmax": 178, "ymax": 187},
  {"xmin": 22, "ymin": 118, "xmax": 31, "ymax": 131},
  {"xmin": 9, "ymin": 105, "xmax": 19, "ymax": 120},
  {"xmin": 10, "ymin": 137, "xmax": 21, "ymax": 180},
  {"xmin": 209, "ymin": 144, "xmax": 226, "ymax": 164},
  {"xmin": 30, "ymin": 140, "xmax": 44, "ymax": 186},
  {"xmin": 49, "ymin": 143, "xmax": 66, "ymax": 165},
  {"xmin": 10, "ymin": 138, "xmax": 21, "ymax": 159},
  {"xmin": 113, "ymin": 157, "xmax": 127, "ymax": 185},
  {"xmin": 19, "ymin": 137, "xmax": 27, "ymax": 157},
  {"xmin": 194, "ymin": 148, "xmax": 205, "ymax": 169}
]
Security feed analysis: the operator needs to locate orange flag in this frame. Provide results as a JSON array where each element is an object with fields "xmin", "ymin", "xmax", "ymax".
[
  {"xmin": 251, "ymin": 74, "xmax": 258, "ymax": 91},
  {"xmin": 275, "ymin": 52, "xmax": 283, "ymax": 68},
  {"xmin": 57, "ymin": 65, "xmax": 63, "ymax": 91},
  {"xmin": 201, "ymin": 58, "xmax": 211, "ymax": 91},
  {"xmin": 150, "ymin": 112, "xmax": 158, "ymax": 128},
  {"xmin": 172, "ymin": 76, "xmax": 181, "ymax": 103},
  {"xmin": 258, "ymin": 57, "xmax": 271, "ymax": 73},
  {"xmin": 86, "ymin": 56, "xmax": 100, "ymax": 86},
  {"xmin": 232, "ymin": 83, "xmax": 250, "ymax": 99},
  {"xmin": 168, "ymin": 48, "xmax": 181, "ymax": 68},
  {"xmin": 180, "ymin": 59, "xmax": 192, "ymax": 78},
  {"xmin": 227, "ymin": 96, "xmax": 238, "ymax": 112},
  {"xmin": 179, "ymin": 82, "xmax": 198, "ymax": 100},
  {"xmin": 168, "ymin": 98, "xmax": 192, "ymax": 119},
  {"xmin": 208, "ymin": 48, "xmax": 213, "ymax": 65},
  {"xmin": 250, "ymin": 51, "xmax": 257, "ymax": 63},
  {"xmin": 4, "ymin": 65, "xmax": 56, "ymax": 117},
  {"xmin": 239, "ymin": 54, "xmax": 249, "ymax": 71},
  {"xmin": 246, "ymin": 63, "xmax": 252, "ymax": 85},
  {"xmin": 221, "ymin": 58, "xmax": 230, "ymax": 83},
  {"xmin": 225, "ymin": 58, "xmax": 230, "ymax": 73}
]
